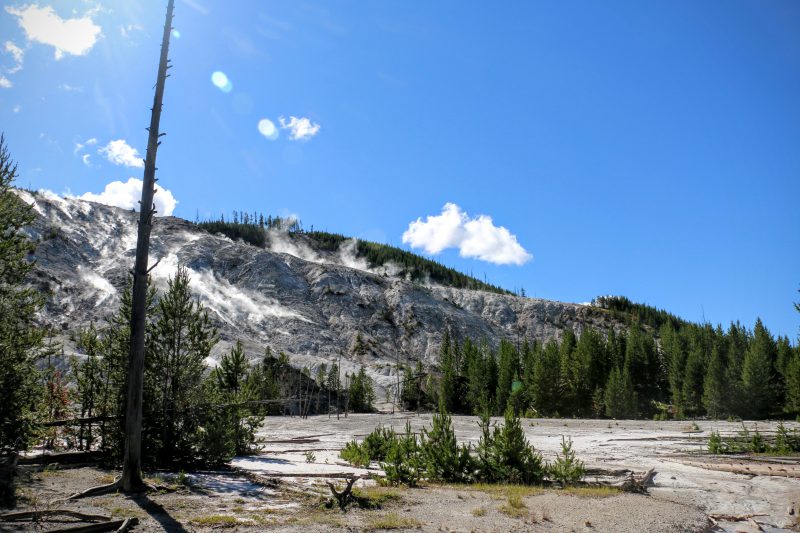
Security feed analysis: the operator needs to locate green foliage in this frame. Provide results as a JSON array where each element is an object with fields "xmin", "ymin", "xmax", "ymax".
[
  {"xmin": 707, "ymin": 430, "xmax": 725, "ymax": 454},
  {"xmin": 340, "ymin": 439, "xmax": 371, "ymax": 468},
  {"xmin": 603, "ymin": 366, "xmax": 636, "ymax": 419},
  {"xmin": 144, "ymin": 266, "xmax": 219, "ymax": 466},
  {"xmin": 339, "ymin": 425, "xmax": 396, "ymax": 467},
  {"xmin": 741, "ymin": 319, "xmax": 777, "ymax": 419},
  {"xmin": 548, "ymin": 436, "xmax": 585, "ymax": 485},
  {"xmin": 474, "ymin": 408, "xmax": 544, "ymax": 485},
  {"xmin": 305, "ymin": 231, "xmax": 511, "ymax": 295},
  {"xmin": 419, "ymin": 410, "xmax": 474, "ymax": 483},
  {"xmin": 211, "ymin": 340, "xmax": 264, "ymax": 455},
  {"xmin": 348, "ymin": 366, "xmax": 375, "ymax": 413},
  {"xmin": 382, "ymin": 421, "xmax": 422, "ymax": 487},
  {"xmin": 707, "ymin": 423, "xmax": 800, "ymax": 455},
  {"xmin": 0, "ymin": 134, "xmax": 44, "ymax": 461},
  {"xmin": 593, "ymin": 295, "xmax": 686, "ymax": 331},
  {"xmin": 362, "ymin": 426, "xmax": 396, "ymax": 462}
]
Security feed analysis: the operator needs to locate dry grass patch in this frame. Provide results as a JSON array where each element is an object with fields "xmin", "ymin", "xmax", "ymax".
[
  {"xmin": 459, "ymin": 483, "xmax": 544, "ymax": 500},
  {"xmin": 499, "ymin": 495, "xmax": 528, "ymax": 518},
  {"xmin": 353, "ymin": 485, "xmax": 403, "ymax": 506},
  {"xmin": 365, "ymin": 512, "xmax": 422, "ymax": 530},
  {"xmin": 190, "ymin": 514, "xmax": 241, "ymax": 527},
  {"xmin": 561, "ymin": 485, "xmax": 622, "ymax": 498},
  {"xmin": 471, "ymin": 506, "xmax": 487, "ymax": 517}
]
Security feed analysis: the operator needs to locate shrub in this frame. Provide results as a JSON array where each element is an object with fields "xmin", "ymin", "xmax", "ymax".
[
  {"xmin": 382, "ymin": 421, "xmax": 422, "ymax": 487},
  {"xmin": 419, "ymin": 410, "xmax": 474, "ymax": 483},
  {"xmin": 340, "ymin": 439, "xmax": 370, "ymax": 468},
  {"xmin": 708, "ymin": 430, "xmax": 725, "ymax": 454},
  {"xmin": 548, "ymin": 436, "xmax": 585, "ymax": 485},
  {"xmin": 362, "ymin": 426, "xmax": 395, "ymax": 461},
  {"xmin": 475, "ymin": 408, "xmax": 546, "ymax": 485}
]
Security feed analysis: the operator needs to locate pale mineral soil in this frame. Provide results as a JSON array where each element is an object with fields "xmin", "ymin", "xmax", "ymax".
[{"xmin": 4, "ymin": 415, "xmax": 799, "ymax": 532}]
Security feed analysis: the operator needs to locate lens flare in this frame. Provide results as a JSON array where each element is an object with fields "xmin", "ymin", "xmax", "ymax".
[
  {"xmin": 171, "ymin": 29, "xmax": 181, "ymax": 39},
  {"xmin": 258, "ymin": 118, "xmax": 279, "ymax": 140},
  {"xmin": 211, "ymin": 71, "xmax": 232, "ymax": 93}
]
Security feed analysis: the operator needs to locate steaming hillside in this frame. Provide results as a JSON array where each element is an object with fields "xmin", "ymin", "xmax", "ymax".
[{"xmin": 19, "ymin": 190, "xmax": 622, "ymax": 393}]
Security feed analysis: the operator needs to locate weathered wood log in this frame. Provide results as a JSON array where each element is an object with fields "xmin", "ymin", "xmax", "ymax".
[
  {"xmin": 707, "ymin": 512, "xmax": 768, "ymax": 522},
  {"xmin": 0, "ymin": 509, "xmax": 110, "ymax": 522},
  {"xmin": 18, "ymin": 450, "xmax": 104, "ymax": 466},
  {"xmin": 115, "ymin": 517, "xmax": 138, "ymax": 533},
  {"xmin": 40, "ymin": 416, "xmax": 120, "ymax": 428},
  {"xmin": 620, "ymin": 467, "xmax": 657, "ymax": 493},
  {"xmin": 327, "ymin": 477, "xmax": 357, "ymax": 511},
  {"xmin": 50, "ymin": 517, "xmax": 138, "ymax": 533}
]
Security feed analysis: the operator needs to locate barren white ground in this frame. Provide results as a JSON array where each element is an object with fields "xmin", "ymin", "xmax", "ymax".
[{"xmin": 231, "ymin": 414, "xmax": 800, "ymax": 532}]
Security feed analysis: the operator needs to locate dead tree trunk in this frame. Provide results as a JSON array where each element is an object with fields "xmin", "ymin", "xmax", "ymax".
[{"xmin": 121, "ymin": 0, "xmax": 174, "ymax": 493}]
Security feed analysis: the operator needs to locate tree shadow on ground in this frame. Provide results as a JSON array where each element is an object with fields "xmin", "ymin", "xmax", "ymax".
[{"xmin": 131, "ymin": 494, "xmax": 188, "ymax": 533}]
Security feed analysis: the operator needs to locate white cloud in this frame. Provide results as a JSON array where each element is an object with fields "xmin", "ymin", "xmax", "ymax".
[
  {"xmin": 402, "ymin": 203, "xmax": 532, "ymax": 266},
  {"xmin": 0, "ymin": 76, "xmax": 11, "ymax": 89},
  {"xmin": 81, "ymin": 153, "xmax": 91, "ymax": 166},
  {"xmin": 59, "ymin": 83, "xmax": 83, "ymax": 92},
  {"xmin": 13, "ymin": 104, "xmax": 21, "ymax": 113},
  {"xmin": 119, "ymin": 24, "xmax": 143, "ymax": 39},
  {"xmin": 76, "ymin": 177, "xmax": 178, "ymax": 216},
  {"xmin": 279, "ymin": 116, "xmax": 320, "ymax": 141},
  {"xmin": 4, "ymin": 41, "xmax": 23, "ymax": 74},
  {"xmin": 86, "ymin": 137, "xmax": 97, "ymax": 145},
  {"xmin": 99, "ymin": 139, "xmax": 144, "ymax": 168},
  {"xmin": 6, "ymin": 4, "xmax": 102, "ymax": 60}
]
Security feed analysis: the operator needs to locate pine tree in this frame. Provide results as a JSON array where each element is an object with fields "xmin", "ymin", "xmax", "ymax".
[
  {"xmin": 145, "ymin": 266, "xmax": 218, "ymax": 466},
  {"xmin": 741, "ymin": 319, "xmax": 776, "ymax": 418},
  {"xmin": 604, "ymin": 364, "xmax": 636, "ymax": 419},
  {"xmin": 702, "ymin": 345, "xmax": 727, "ymax": 418},
  {"xmin": 495, "ymin": 340, "xmax": 517, "ymax": 415},
  {"xmin": 348, "ymin": 366, "xmax": 375, "ymax": 413},
  {"xmin": 438, "ymin": 328, "xmax": 458, "ymax": 413},
  {"xmin": 531, "ymin": 340, "xmax": 561, "ymax": 416},
  {"xmin": 0, "ymin": 135, "xmax": 45, "ymax": 478}
]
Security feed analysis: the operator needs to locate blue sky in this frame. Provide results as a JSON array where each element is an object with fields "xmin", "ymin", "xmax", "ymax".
[{"xmin": 1, "ymin": 0, "xmax": 798, "ymax": 339}]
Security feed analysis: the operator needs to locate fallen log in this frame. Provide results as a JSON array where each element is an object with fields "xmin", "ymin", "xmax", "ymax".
[
  {"xmin": 619, "ymin": 468, "xmax": 657, "ymax": 493},
  {"xmin": 18, "ymin": 450, "xmax": 104, "ymax": 466},
  {"xmin": 707, "ymin": 513, "xmax": 768, "ymax": 522},
  {"xmin": 50, "ymin": 517, "xmax": 138, "ymax": 533},
  {"xmin": 40, "ymin": 416, "xmax": 120, "ymax": 428},
  {"xmin": 0, "ymin": 509, "xmax": 110, "ymax": 522}
]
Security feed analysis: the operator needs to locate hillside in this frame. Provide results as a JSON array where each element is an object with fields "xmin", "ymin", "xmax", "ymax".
[{"xmin": 18, "ymin": 190, "xmax": 624, "ymax": 395}]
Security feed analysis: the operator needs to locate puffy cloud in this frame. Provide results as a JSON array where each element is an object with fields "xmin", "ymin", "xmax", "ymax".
[
  {"xmin": 279, "ymin": 116, "xmax": 320, "ymax": 141},
  {"xmin": 99, "ymin": 139, "xmax": 144, "ymax": 168},
  {"xmin": 76, "ymin": 177, "xmax": 178, "ymax": 216},
  {"xmin": 0, "ymin": 76, "xmax": 11, "ymax": 89},
  {"xmin": 6, "ymin": 4, "xmax": 101, "ymax": 60},
  {"xmin": 81, "ymin": 153, "xmax": 91, "ymax": 166},
  {"xmin": 402, "ymin": 203, "xmax": 532, "ymax": 266}
]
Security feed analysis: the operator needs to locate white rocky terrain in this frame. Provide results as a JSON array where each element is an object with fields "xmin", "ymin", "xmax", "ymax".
[{"xmin": 18, "ymin": 190, "xmax": 622, "ymax": 392}]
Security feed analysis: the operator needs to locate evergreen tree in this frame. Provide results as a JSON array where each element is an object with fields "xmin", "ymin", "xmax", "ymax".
[
  {"xmin": 702, "ymin": 345, "xmax": 727, "ymax": 418},
  {"xmin": 212, "ymin": 340, "xmax": 262, "ymax": 454},
  {"xmin": 348, "ymin": 366, "xmax": 375, "ymax": 412},
  {"xmin": 495, "ymin": 339, "xmax": 517, "ymax": 414},
  {"xmin": 145, "ymin": 266, "xmax": 219, "ymax": 466},
  {"xmin": 741, "ymin": 319, "xmax": 776, "ymax": 418},
  {"xmin": 438, "ymin": 328, "xmax": 458, "ymax": 412},
  {"xmin": 604, "ymin": 365, "xmax": 636, "ymax": 418},
  {"xmin": 531, "ymin": 341, "xmax": 561, "ymax": 416},
  {"xmin": 0, "ymin": 135, "xmax": 44, "ymax": 467}
]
